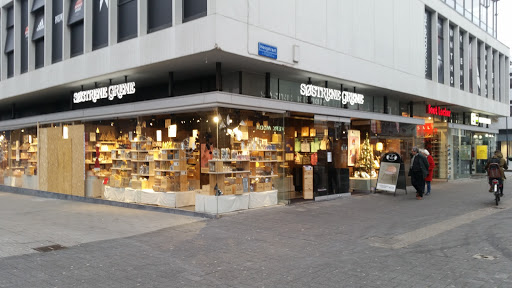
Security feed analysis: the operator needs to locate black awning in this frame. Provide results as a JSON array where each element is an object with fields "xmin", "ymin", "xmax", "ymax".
[
  {"xmin": 4, "ymin": 29, "xmax": 14, "ymax": 53},
  {"xmin": 32, "ymin": 13, "xmax": 44, "ymax": 40},
  {"xmin": 31, "ymin": 0, "xmax": 44, "ymax": 12},
  {"xmin": 68, "ymin": 0, "xmax": 84, "ymax": 25}
]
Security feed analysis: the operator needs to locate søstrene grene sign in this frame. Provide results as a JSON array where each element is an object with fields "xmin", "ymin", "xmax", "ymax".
[
  {"xmin": 300, "ymin": 83, "xmax": 364, "ymax": 105},
  {"xmin": 73, "ymin": 82, "xmax": 136, "ymax": 104}
]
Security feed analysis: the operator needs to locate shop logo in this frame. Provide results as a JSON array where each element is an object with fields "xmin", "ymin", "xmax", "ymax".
[
  {"xmin": 385, "ymin": 154, "xmax": 399, "ymax": 162},
  {"xmin": 36, "ymin": 19, "xmax": 44, "ymax": 32},
  {"xmin": 75, "ymin": 0, "xmax": 83, "ymax": 13},
  {"xmin": 73, "ymin": 82, "xmax": 136, "ymax": 104},
  {"xmin": 55, "ymin": 13, "xmax": 63, "ymax": 24},
  {"xmin": 426, "ymin": 104, "xmax": 451, "ymax": 117},
  {"xmin": 100, "ymin": 0, "xmax": 109, "ymax": 11},
  {"xmin": 470, "ymin": 113, "xmax": 491, "ymax": 125},
  {"xmin": 300, "ymin": 84, "xmax": 364, "ymax": 105}
]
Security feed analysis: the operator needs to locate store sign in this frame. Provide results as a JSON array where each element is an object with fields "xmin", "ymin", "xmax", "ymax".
[
  {"xmin": 470, "ymin": 113, "xmax": 491, "ymax": 125},
  {"xmin": 300, "ymin": 84, "xmax": 364, "ymax": 105},
  {"xmin": 73, "ymin": 82, "xmax": 136, "ymax": 104},
  {"xmin": 256, "ymin": 125, "xmax": 283, "ymax": 132},
  {"xmin": 258, "ymin": 42, "xmax": 277, "ymax": 59},
  {"xmin": 426, "ymin": 104, "xmax": 451, "ymax": 117}
]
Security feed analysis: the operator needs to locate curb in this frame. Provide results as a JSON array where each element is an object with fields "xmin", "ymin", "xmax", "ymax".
[{"xmin": 0, "ymin": 185, "xmax": 219, "ymax": 219}]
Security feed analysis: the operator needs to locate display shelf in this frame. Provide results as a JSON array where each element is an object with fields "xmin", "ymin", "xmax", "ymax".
[
  {"xmin": 250, "ymin": 160, "xmax": 280, "ymax": 163},
  {"xmin": 131, "ymin": 159, "xmax": 154, "ymax": 162},
  {"xmin": 111, "ymin": 167, "xmax": 132, "ymax": 170},
  {"xmin": 207, "ymin": 170, "xmax": 251, "ymax": 175},
  {"xmin": 209, "ymin": 159, "xmax": 250, "ymax": 162},
  {"xmin": 112, "ymin": 158, "xmax": 130, "ymax": 161},
  {"xmin": 85, "ymin": 160, "xmax": 112, "ymax": 165},
  {"xmin": 249, "ymin": 175, "xmax": 279, "ymax": 178},
  {"xmin": 132, "ymin": 174, "xmax": 155, "ymax": 177}
]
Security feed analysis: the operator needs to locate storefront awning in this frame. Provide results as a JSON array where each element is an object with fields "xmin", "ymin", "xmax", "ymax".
[
  {"xmin": 32, "ymin": 14, "xmax": 44, "ymax": 40},
  {"xmin": 0, "ymin": 92, "xmax": 424, "ymax": 130},
  {"xmin": 68, "ymin": 0, "xmax": 84, "ymax": 25},
  {"xmin": 31, "ymin": 0, "xmax": 44, "ymax": 12},
  {"xmin": 448, "ymin": 123, "xmax": 499, "ymax": 134}
]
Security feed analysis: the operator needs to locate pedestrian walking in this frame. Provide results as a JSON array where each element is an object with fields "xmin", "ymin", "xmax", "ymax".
[
  {"xmin": 409, "ymin": 147, "xmax": 429, "ymax": 200},
  {"xmin": 422, "ymin": 149, "xmax": 435, "ymax": 196}
]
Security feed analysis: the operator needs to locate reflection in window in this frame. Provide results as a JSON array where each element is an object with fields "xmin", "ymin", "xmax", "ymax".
[
  {"xmin": 469, "ymin": 37, "xmax": 473, "ymax": 93},
  {"xmin": 437, "ymin": 18, "xmax": 444, "ymax": 84},
  {"xmin": 465, "ymin": 0, "xmax": 472, "ymax": 21},
  {"xmin": 473, "ymin": 0, "xmax": 479, "ymax": 25},
  {"xmin": 425, "ymin": 10, "xmax": 432, "ymax": 80},
  {"xmin": 459, "ymin": 32, "xmax": 464, "ymax": 90}
]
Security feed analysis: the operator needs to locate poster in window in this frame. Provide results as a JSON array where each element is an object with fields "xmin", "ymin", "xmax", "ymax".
[
  {"xmin": 376, "ymin": 162, "xmax": 401, "ymax": 192},
  {"xmin": 460, "ymin": 145, "xmax": 471, "ymax": 161},
  {"xmin": 348, "ymin": 130, "xmax": 360, "ymax": 166},
  {"xmin": 476, "ymin": 145, "xmax": 487, "ymax": 160}
]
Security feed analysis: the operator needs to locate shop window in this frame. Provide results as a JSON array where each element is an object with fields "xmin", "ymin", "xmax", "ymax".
[
  {"xmin": 148, "ymin": 0, "xmax": 172, "ymax": 33},
  {"xmin": 68, "ymin": 0, "xmax": 84, "ymax": 57},
  {"xmin": 93, "ymin": 0, "xmax": 109, "ymax": 50},
  {"xmin": 52, "ymin": 0, "xmax": 63, "ymax": 63},
  {"xmin": 118, "ymin": 0, "xmax": 138, "ymax": 43},
  {"xmin": 33, "ymin": 11, "xmax": 45, "ymax": 69},
  {"xmin": 3, "ymin": 128, "xmax": 38, "ymax": 189},
  {"xmin": 20, "ymin": 0, "xmax": 29, "ymax": 74},
  {"xmin": 183, "ymin": 0, "xmax": 207, "ymax": 23}
]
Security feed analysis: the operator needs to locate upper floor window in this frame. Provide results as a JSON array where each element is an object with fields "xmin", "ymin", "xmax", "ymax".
[
  {"xmin": 118, "ymin": 0, "xmax": 138, "ymax": 42},
  {"xmin": 425, "ymin": 10, "xmax": 432, "ymax": 80},
  {"xmin": 93, "ymin": 0, "xmax": 109, "ymax": 50},
  {"xmin": 183, "ymin": 0, "xmax": 207, "ymax": 23},
  {"xmin": 148, "ymin": 0, "xmax": 172, "ymax": 33}
]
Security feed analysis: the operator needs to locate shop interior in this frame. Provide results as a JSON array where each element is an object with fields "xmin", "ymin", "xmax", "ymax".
[{"xmin": 0, "ymin": 110, "xmax": 419, "ymax": 213}]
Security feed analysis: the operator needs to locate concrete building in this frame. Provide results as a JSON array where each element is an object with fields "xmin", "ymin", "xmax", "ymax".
[{"xmin": 0, "ymin": 0, "xmax": 509, "ymax": 212}]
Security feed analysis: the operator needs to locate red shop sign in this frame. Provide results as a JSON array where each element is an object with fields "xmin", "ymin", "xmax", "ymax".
[{"xmin": 426, "ymin": 104, "xmax": 451, "ymax": 117}]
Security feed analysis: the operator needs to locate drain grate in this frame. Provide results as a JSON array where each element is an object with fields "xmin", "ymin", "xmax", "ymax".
[{"xmin": 33, "ymin": 244, "xmax": 67, "ymax": 253}]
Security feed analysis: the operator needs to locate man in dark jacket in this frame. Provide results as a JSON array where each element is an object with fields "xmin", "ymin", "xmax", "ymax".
[{"xmin": 409, "ymin": 147, "xmax": 429, "ymax": 200}]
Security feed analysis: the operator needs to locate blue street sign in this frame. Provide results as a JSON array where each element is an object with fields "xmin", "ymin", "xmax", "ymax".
[{"xmin": 258, "ymin": 42, "xmax": 277, "ymax": 59}]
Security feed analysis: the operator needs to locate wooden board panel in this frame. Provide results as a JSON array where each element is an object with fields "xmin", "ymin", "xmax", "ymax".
[
  {"xmin": 69, "ymin": 125, "xmax": 85, "ymax": 197},
  {"xmin": 38, "ymin": 128, "xmax": 48, "ymax": 191},
  {"xmin": 46, "ymin": 127, "xmax": 71, "ymax": 194}
]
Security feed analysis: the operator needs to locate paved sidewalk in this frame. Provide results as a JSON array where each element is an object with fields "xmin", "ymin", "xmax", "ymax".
[
  {"xmin": 0, "ymin": 176, "xmax": 511, "ymax": 287},
  {"xmin": 0, "ymin": 192, "xmax": 205, "ymax": 258}
]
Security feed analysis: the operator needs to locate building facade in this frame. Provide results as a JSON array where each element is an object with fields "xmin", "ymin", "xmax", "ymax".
[{"xmin": 0, "ymin": 0, "xmax": 509, "ymax": 214}]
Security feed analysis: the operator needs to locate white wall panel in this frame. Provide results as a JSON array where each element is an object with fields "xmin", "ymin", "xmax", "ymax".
[
  {"xmin": 248, "ymin": 0, "xmax": 295, "ymax": 37},
  {"xmin": 295, "ymin": 0, "xmax": 326, "ymax": 47},
  {"xmin": 215, "ymin": 0, "xmax": 247, "ymax": 23},
  {"xmin": 374, "ymin": 0, "xmax": 394, "ymax": 68},
  {"xmin": 352, "ymin": 0, "xmax": 374, "ymax": 61}
]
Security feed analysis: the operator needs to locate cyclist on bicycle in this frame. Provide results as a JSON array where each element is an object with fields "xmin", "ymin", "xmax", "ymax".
[{"xmin": 485, "ymin": 150, "xmax": 508, "ymax": 196}]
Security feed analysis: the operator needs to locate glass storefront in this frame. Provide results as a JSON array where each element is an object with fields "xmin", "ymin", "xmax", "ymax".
[{"xmin": 0, "ymin": 104, "xmax": 425, "ymax": 213}]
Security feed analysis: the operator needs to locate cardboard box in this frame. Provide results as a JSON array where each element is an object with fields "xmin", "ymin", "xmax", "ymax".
[
  {"xmin": 255, "ymin": 182, "xmax": 266, "ymax": 192},
  {"xmin": 264, "ymin": 182, "xmax": 272, "ymax": 191}
]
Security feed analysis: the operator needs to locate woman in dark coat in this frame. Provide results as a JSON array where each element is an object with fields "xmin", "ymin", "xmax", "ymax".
[{"xmin": 422, "ymin": 149, "xmax": 435, "ymax": 196}]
